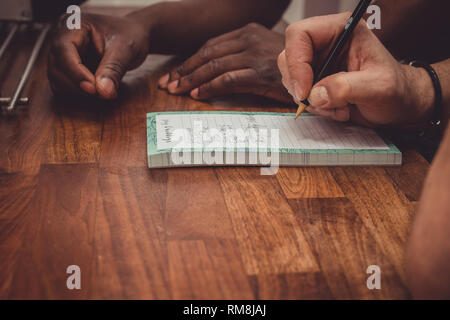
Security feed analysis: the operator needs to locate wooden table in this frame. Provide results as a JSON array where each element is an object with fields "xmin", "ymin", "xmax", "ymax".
[{"xmin": 0, "ymin": 8, "xmax": 430, "ymax": 300}]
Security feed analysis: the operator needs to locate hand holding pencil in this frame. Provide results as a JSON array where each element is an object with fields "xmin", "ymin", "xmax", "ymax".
[
  {"xmin": 277, "ymin": 10, "xmax": 435, "ymax": 128},
  {"xmin": 279, "ymin": 0, "xmax": 373, "ymax": 119}
]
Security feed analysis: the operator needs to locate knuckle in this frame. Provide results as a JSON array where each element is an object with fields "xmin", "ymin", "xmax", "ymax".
[
  {"xmin": 169, "ymin": 69, "xmax": 179, "ymax": 81},
  {"xmin": 122, "ymin": 38, "xmax": 137, "ymax": 51},
  {"xmin": 208, "ymin": 59, "xmax": 221, "ymax": 73},
  {"xmin": 334, "ymin": 74, "xmax": 352, "ymax": 100},
  {"xmin": 259, "ymin": 65, "xmax": 278, "ymax": 83},
  {"xmin": 245, "ymin": 33, "xmax": 261, "ymax": 44},
  {"xmin": 198, "ymin": 46, "xmax": 211, "ymax": 59},
  {"xmin": 285, "ymin": 24, "xmax": 295, "ymax": 37},
  {"xmin": 285, "ymin": 22, "xmax": 303, "ymax": 37},
  {"xmin": 244, "ymin": 22, "xmax": 260, "ymax": 31},
  {"xmin": 104, "ymin": 62, "xmax": 124, "ymax": 74},
  {"xmin": 204, "ymin": 38, "xmax": 215, "ymax": 47},
  {"xmin": 222, "ymin": 73, "xmax": 237, "ymax": 88},
  {"xmin": 176, "ymin": 64, "xmax": 185, "ymax": 76},
  {"xmin": 180, "ymin": 74, "xmax": 194, "ymax": 85},
  {"xmin": 102, "ymin": 62, "xmax": 125, "ymax": 81}
]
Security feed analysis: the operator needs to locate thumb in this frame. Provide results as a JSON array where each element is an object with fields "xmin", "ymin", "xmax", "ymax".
[
  {"xmin": 95, "ymin": 41, "xmax": 134, "ymax": 100},
  {"xmin": 308, "ymin": 71, "xmax": 375, "ymax": 109}
]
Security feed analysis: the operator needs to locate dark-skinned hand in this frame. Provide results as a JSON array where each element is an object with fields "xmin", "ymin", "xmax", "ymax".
[
  {"xmin": 158, "ymin": 23, "xmax": 293, "ymax": 103},
  {"xmin": 48, "ymin": 13, "xmax": 149, "ymax": 100}
]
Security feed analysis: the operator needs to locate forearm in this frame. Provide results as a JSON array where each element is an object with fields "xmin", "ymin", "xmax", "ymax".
[
  {"xmin": 127, "ymin": 0, "xmax": 290, "ymax": 54},
  {"xmin": 433, "ymin": 59, "xmax": 450, "ymax": 129},
  {"xmin": 406, "ymin": 125, "xmax": 450, "ymax": 299},
  {"xmin": 371, "ymin": 0, "xmax": 450, "ymax": 62}
]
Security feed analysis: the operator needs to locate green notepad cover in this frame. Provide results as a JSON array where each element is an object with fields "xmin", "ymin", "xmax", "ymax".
[{"xmin": 147, "ymin": 111, "xmax": 401, "ymax": 158}]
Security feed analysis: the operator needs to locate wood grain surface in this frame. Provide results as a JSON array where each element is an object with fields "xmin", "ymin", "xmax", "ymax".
[{"xmin": 0, "ymin": 7, "xmax": 429, "ymax": 299}]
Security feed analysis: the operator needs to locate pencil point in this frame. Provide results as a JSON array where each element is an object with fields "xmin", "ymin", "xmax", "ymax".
[{"xmin": 295, "ymin": 102, "xmax": 308, "ymax": 119}]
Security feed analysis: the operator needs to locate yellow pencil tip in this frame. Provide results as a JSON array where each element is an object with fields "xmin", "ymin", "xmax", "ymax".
[{"xmin": 295, "ymin": 102, "xmax": 307, "ymax": 119}]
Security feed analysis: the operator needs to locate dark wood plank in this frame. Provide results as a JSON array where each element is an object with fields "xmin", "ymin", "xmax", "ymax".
[
  {"xmin": 0, "ymin": 164, "xmax": 98, "ymax": 299},
  {"xmin": 216, "ymin": 167, "xmax": 319, "ymax": 276},
  {"xmin": 43, "ymin": 107, "xmax": 103, "ymax": 164},
  {"xmin": 288, "ymin": 198, "xmax": 409, "ymax": 299},
  {"xmin": 165, "ymin": 168, "xmax": 235, "ymax": 240},
  {"xmin": 0, "ymin": 165, "xmax": 175, "ymax": 299},
  {"xmin": 330, "ymin": 167, "xmax": 416, "ymax": 285},
  {"xmin": 168, "ymin": 240, "xmax": 254, "ymax": 299},
  {"xmin": 385, "ymin": 150, "xmax": 429, "ymax": 201},
  {"xmin": 0, "ymin": 172, "xmax": 38, "ymax": 297},
  {"xmin": 93, "ymin": 166, "xmax": 171, "ymax": 299},
  {"xmin": 249, "ymin": 273, "xmax": 334, "ymax": 300}
]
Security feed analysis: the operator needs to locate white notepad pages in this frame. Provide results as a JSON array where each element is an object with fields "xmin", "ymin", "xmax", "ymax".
[{"xmin": 147, "ymin": 111, "xmax": 402, "ymax": 168}]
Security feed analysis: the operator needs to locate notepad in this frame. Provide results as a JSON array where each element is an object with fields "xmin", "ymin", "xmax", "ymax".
[{"xmin": 147, "ymin": 111, "xmax": 402, "ymax": 168}]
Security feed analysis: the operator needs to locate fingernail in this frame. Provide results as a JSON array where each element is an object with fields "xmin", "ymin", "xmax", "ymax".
[
  {"xmin": 158, "ymin": 74, "xmax": 169, "ymax": 88},
  {"xmin": 167, "ymin": 80, "xmax": 179, "ymax": 93},
  {"xmin": 80, "ymin": 81, "xmax": 96, "ymax": 95},
  {"xmin": 309, "ymin": 86, "xmax": 329, "ymax": 108},
  {"xmin": 293, "ymin": 81, "xmax": 304, "ymax": 102},
  {"xmin": 190, "ymin": 88, "xmax": 199, "ymax": 99},
  {"xmin": 97, "ymin": 77, "xmax": 116, "ymax": 98}
]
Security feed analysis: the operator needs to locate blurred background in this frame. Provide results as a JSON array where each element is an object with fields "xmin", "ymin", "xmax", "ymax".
[{"xmin": 86, "ymin": 0, "xmax": 360, "ymax": 23}]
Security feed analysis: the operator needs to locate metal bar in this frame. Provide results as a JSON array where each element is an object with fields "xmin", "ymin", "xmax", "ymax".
[
  {"xmin": 0, "ymin": 23, "xmax": 19, "ymax": 62},
  {"xmin": 5, "ymin": 23, "xmax": 51, "ymax": 113}
]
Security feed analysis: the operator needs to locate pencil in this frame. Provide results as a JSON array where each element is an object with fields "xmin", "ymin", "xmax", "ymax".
[
  {"xmin": 295, "ymin": 101, "xmax": 309, "ymax": 119},
  {"xmin": 295, "ymin": 0, "xmax": 373, "ymax": 119}
]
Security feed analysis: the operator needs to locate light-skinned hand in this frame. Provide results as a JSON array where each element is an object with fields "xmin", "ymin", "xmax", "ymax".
[{"xmin": 278, "ymin": 13, "xmax": 434, "ymax": 128}]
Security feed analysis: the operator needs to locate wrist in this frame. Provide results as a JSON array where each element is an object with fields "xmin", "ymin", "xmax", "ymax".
[
  {"xmin": 126, "ymin": 5, "xmax": 160, "ymax": 30},
  {"xmin": 401, "ymin": 64, "xmax": 435, "ymax": 128},
  {"xmin": 126, "ymin": 5, "xmax": 164, "ymax": 53}
]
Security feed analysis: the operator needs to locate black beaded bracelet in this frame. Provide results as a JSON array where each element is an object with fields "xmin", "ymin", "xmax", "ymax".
[{"xmin": 409, "ymin": 60, "xmax": 443, "ymax": 128}]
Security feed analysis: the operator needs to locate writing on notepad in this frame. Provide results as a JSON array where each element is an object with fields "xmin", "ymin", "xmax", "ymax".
[{"xmin": 155, "ymin": 113, "xmax": 389, "ymax": 151}]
